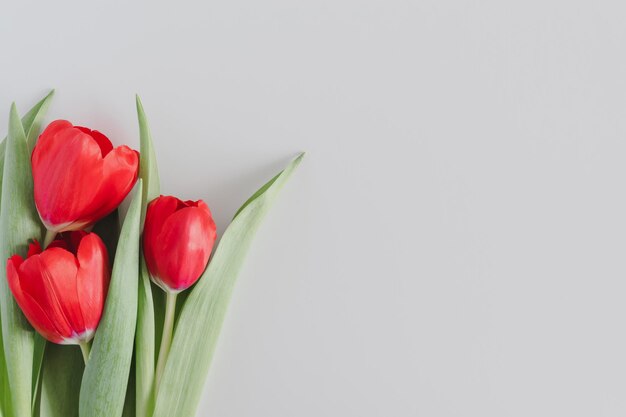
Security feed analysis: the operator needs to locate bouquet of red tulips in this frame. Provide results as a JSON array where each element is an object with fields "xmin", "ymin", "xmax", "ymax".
[{"xmin": 0, "ymin": 91, "xmax": 303, "ymax": 417}]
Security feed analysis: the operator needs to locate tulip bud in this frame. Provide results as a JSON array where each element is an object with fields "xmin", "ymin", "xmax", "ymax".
[
  {"xmin": 143, "ymin": 196, "xmax": 217, "ymax": 293},
  {"xmin": 6, "ymin": 232, "xmax": 110, "ymax": 344},
  {"xmin": 32, "ymin": 120, "xmax": 139, "ymax": 233}
]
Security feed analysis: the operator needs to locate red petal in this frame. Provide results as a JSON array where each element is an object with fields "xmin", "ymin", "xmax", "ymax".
[
  {"xmin": 75, "ymin": 126, "xmax": 113, "ymax": 157},
  {"xmin": 32, "ymin": 125, "xmax": 105, "ymax": 230},
  {"xmin": 33, "ymin": 120, "xmax": 72, "ymax": 154},
  {"xmin": 47, "ymin": 238, "xmax": 68, "ymax": 251},
  {"xmin": 76, "ymin": 233, "xmax": 109, "ymax": 331},
  {"xmin": 48, "ymin": 231, "xmax": 88, "ymax": 254},
  {"xmin": 143, "ymin": 196, "xmax": 181, "ymax": 280},
  {"xmin": 7, "ymin": 257, "xmax": 65, "ymax": 343},
  {"xmin": 196, "ymin": 200, "xmax": 212, "ymax": 216},
  {"xmin": 27, "ymin": 240, "xmax": 42, "ymax": 257},
  {"xmin": 18, "ymin": 249, "xmax": 82, "ymax": 337},
  {"xmin": 152, "ymin": 206, "xmax": 217, "ymax": 291},
  {"xmin": 84, "ymin": 146, "xmax": 139, "ymax": 223}
]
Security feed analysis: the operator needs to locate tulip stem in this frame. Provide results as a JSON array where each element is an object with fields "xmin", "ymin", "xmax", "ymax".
[
  {"xmin": 154, "ymin": 292, "xmax": 177, "ymax": 396},
  {"xmin": 43, "ymin": 229, "xmax": 56, "ymax": 248},
  {"xmin": 79, "ymin": 341, "xmax": 91, "ymax": 364}
]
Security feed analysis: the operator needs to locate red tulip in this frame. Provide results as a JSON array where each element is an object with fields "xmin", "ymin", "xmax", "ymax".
[
  {"xmin": 143, "ymin": 196, "xmax": 217, "ymax": 292},
  {"xmin": 6, "ymin": 232, "xmax": 110, "ymax": 344},
  {"xmin": 32, "ymin": 120, "xmax": 139, "ymax": 233}
]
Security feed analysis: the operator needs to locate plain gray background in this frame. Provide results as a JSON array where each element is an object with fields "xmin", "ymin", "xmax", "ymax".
[{"xmin": 2, "ymin": 0, "xmax": 626, "ymax": 415}]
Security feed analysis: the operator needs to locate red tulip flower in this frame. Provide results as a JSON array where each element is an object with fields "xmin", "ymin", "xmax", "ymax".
[
  {"xmin": 143, "ymin": 196, "xmax": 217, "ymax": 293},
  {"xmin": 32, "ymin": 120, "xmax": 139, "ymax": 233},
  {"xmin": 6, "ymin": 232, "xmax": 110, "ymax": 345}
]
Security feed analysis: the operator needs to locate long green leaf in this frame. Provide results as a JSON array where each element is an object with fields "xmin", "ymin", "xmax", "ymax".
[
  {"xmin": 152, "ymin": 153, "xmax": 304, "ymax": 417},
  {"xmin": 135, "ymin": 96, "xmax": 160, "ymax": 417},
  {"xmin": 0, "ymin": 104, "xmax": 45, "ymax": 417},
  {"xmin": 0, "ymin": 318, "xmax": 11, "ymax": 417},
  {"xmin": 24, "ymin": 91, "xmax": 56, "ymax": 415},
  {"xmin": 30, "ymin": 335, "xmax": 45, "ymax": 412},
  {"xmin": 136, "ymin": 97, "xmax": 160, "ymax": 225},
  {"xmin": 0, "ymin": 91, "xmax": 54, "ymax": 417},
  {"xmin": 39, "ymin": 345, "xmax": 83, "ymax": 417},
  {"xmin": 79, "ymin": 181, "xmax": 143, "ymax": 417}
]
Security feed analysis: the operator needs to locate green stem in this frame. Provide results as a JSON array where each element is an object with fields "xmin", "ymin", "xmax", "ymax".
[
  {"xmin": 79, "ymin": 341, "xmax": 91, "ymax": 364},
  {"xmin": 154, "ymin": 292, "xmax": 177, "ymax": 397},
  {"xmin": 43, "ymin": 229, "xmax": 56, "ymax": 248}
]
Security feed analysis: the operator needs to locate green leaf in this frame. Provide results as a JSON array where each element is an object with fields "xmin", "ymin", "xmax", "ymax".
[
  {"xmin": 135, "ymin": 96, "xmax": 160, "ymax": 417},
  {"xmin": 0, "ymin": 316, "xmax": 11, "ymax": 417},
  {"xmin": 39, "ymin": 345, "xmax": 83, "ymax": 417},
  {"xmin": 0, "ymin": 90, "xmax": 55, "ymax": 216},
  {"xmin": 23, "ymin": 90, "xmax": 55, "ymax": 154},
  {"xmin": 30, "ymin": 335, "xmax": 46, "ymax": 412},
  {"xmin": 79, "ymin": 181, "xmax": 143, "ymax": 417},
  {"xmin": 232, "ymin": 171, "xmax": 281, "ymax": 219},
  {"xmin": 0, "ymin": 92, "xmax": 54, "ymax": 417},
  {"xmin": 0, "ymin": 104, "xmax": 46, "ymax": 417},
  {"xmin": 152, "ymin": 153, "xmax": 304, "ymax": 417},
  {"xmin": 136, "ymin": 96, "xmax": 161, "ymax": 225}
]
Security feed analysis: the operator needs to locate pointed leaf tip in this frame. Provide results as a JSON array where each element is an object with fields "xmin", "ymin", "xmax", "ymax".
[{"xmin": 136, "ymin": 95, "xmax": 144, "ymax": 111}]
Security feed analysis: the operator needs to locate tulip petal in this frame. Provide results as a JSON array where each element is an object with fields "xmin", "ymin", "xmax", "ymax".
[
  {"xmin": 85, "ymin": 146, "xmax": 139, "ymax": 223},
  {"xmin": 7, "ymin": 258, "xmax": 64, "ymax": 343},
  {"xmin": 32, "ymin": 126, "xmax": 105, "ymax": 230},
  {"xmin": 27, "ymin": 240, "xmax": 42, "ymax": 257},
  {"xmin": 48, "ymin": 231, "xmax": 88, "ymax": 253},
  {"xmin": 18, "ymin": 249, "xmax": 80, "ymax": 338},
  {"xmin": 17, "ymin": 293, "xmax": 65, "ymax": 344},
  {"xmin": 76, "ymin": 234, "xmax": 110, "ymax": 332},
  {"xmin": 143, "ymin": 196, "xmax": 180, "ymax": 280},
  {"xmin": 153, "ymin": 206, "xmax": 216, "ymax": 291},
  {"xmin": 35, "ymin": 120, "xmax": 72, "ymax": 145},
  {"xmin": 75, "ymin": 126, "xmax": 113, "ymax": 157},
  {"xmin": 40, "ymin": 248, "xmax": 87, "ymax": 335}
]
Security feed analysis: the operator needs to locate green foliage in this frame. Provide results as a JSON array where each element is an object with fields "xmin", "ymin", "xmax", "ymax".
[
  {"xmin": 0, "ymin": 91, "xmax": 54, "ymax": 417},
  {"xmin": 79, "ymin": 182, "xmax": 143, "ymax": 417},
  {"xmin": 0, "ymin": 105, "xmax": 46, "ymax": 417},
  {"xmin": 135, "ymin": 96, "xmax": 160, "ymax": 417},
  {"xmin": 152, "ymin": 154, "xmax": 304, "ymax": 417}
]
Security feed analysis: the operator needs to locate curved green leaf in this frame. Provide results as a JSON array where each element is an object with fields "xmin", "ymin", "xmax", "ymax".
[
  {"xmin": 232, "ymin": 171, "xmax": 281, "ymax": 219},
  {"xmin": 0, "ymin": 320, "xmax": 10, "ymax": 417},
  {"xmin": 79, "ymin": 181, "xmax": 143, "ymax": 417},
  {"xmin": 0, "ymin": 91, "xmax": 54, "ymax": 417},
  {"xmin": 136, "ymin": 96, "xmax": 160, "ymax": 225},
  {"xmin": 24, "ymin": 90, "xmax": 55, "ymax": 154},
  {"xmin": 135, "ymin": 95, "xmax": 160, "ymax": 417},
  {"xmin": 30, "ymin": 335, "xmax": 45, "ymax": 412},
  {"xmin": 0, "ymin": 104, "xmax": 45, "ymax": 417},
  {"xmin": 152, "ymin": 153, "xmax": 304, "ymax": 417}
]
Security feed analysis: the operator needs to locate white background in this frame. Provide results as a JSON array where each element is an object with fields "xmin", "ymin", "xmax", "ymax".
[{"xmin": 2, "ymin": 0, "xmax": 626, "ymax": 416}]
